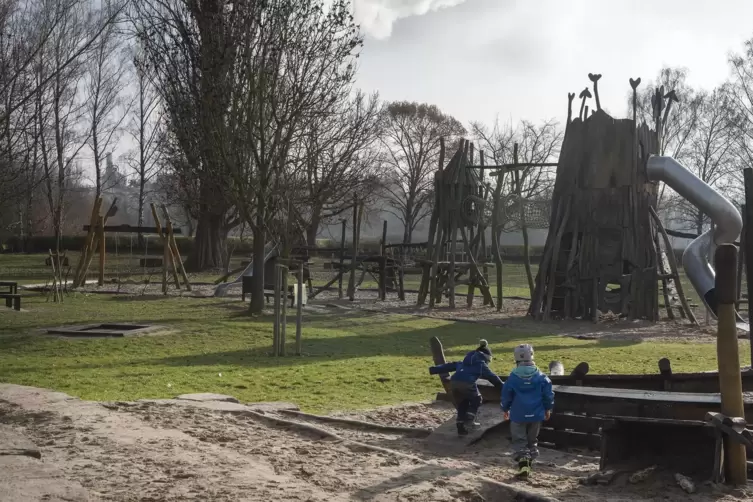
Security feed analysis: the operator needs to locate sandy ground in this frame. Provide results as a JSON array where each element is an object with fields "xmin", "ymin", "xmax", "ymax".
[{"xmin": 1, "ymin": 385, "xmax": 752, "ymax": 502}]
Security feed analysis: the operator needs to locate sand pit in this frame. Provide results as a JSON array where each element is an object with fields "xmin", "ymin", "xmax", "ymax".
[{"xmin": 1, "ymin": 384, "xmax": 752, "ymax": 501}]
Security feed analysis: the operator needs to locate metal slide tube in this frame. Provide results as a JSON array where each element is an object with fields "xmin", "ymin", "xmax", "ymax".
[{"xmin": 646, "ymin": 155, "xmax": 742, "ymax": 317}]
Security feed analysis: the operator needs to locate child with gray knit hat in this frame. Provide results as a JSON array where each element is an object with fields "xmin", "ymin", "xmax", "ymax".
[{"xmin": 501, "ymin": 343, "xmax": 554, "ymax": 477}]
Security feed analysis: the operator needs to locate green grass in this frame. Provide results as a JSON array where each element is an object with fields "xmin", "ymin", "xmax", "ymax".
[{"xmin": 1, "ymin": 290, "xmax": 747, "ymax": 413}]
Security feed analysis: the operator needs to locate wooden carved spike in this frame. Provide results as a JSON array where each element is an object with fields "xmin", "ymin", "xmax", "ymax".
[
  {"xmin": 578, "ymin": 87, "xmax": 592, "ymax": 120},
  {"xmin": 588, "ymin": 73, "xmax": 602, "ymax": 111},
  {"xmin": 567, "ymin": 92, "xmax": 575, "ymax": 124},
  {"xmin": 662, "ymin": 90, "xmax": 679, "ymax": 127},
  {"xmin": 629, "ymin": 77, "xmax": 641, "ymax": 125}
]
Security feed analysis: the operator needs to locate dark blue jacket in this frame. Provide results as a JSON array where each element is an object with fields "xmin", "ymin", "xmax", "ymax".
[
  {"xmin": 429, "ymin": 351, "xmax": 503, "ymax": 390},
  {"xmin": 501, "ymin": 366, "xmax": 554, "ymax": 422}
]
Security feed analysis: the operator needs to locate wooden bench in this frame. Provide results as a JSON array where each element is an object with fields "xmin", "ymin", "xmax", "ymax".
[
  {"xmin": 0, "ymin": 281, "xmax": 18, "ymax": 295},
  {"xmin": 0, "ymin": 293, "xmax": 21, "ymax": 311},
  {"xmin": 140, "ymin": 257, "xmax": 163, "ymax": 268},
  {"xmin": 263, "ymin": 290, "xmax": 295, "ymax": 307}
]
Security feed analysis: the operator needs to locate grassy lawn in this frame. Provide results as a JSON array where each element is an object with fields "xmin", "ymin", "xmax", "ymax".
[
  {"xmin": 1, "ymin": 252, "xmax": 744, "ymax": 413},
  {"xmin": 1, "ymin": 288, "xmax": 745, "ymax": 413}
]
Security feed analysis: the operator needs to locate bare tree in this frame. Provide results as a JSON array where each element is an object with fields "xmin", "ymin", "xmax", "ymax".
[
  {"xmin": 471, "ymin": 118, "xmax": 562, "ymax": 296},
  {"xmin": 668, "ymin": 87, "xmax": 740, "ymax": 233},
  {"xmin": 0, "ymin": 0, "xmax": 126, "ymax": 250},
  {"xmin": 729, "ymin": 38, "xmax": 753, "ymax": 189},
  {"xmin": 42, "ymin": 0, "xmax": 99, "ymax": 253},
  {"xmin": 123, "ymin": 46, "xmax": 163, "ymax": 245},
  {"xmin": 293, "ymin": 90, "xmax": 382, "ymax": 245},
  {"xmin": 85, "ymin": 1, "xmax": 129, "ymax": 197},
  {"xmin": 380, "ymin": 101, "xmax": 465, "ymax": 245},
  {"xmin": 132, "ymin": 0, "xmax": 241, "ymax": 272}
]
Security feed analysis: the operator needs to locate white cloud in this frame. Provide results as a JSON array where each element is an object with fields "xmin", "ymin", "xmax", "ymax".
[{"xmin": 353, "ymin": 0, "xmax": 467, "ymax": 39}]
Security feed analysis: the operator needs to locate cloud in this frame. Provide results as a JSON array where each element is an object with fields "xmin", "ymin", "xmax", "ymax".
[{"xmin": 353, "ymin": 0, "xmax": 467, "ymax": 39}]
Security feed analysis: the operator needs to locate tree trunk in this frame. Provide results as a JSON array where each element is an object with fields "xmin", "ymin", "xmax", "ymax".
[
  {"xmin": 93, "ymin": 132, "xmax": 101, "ymax": 198},
  {"xmin": 185, "ymin": 210, "xmax": 223, "ymax": 271},
  {"xmin": 250, "ymin": 203, "xmax": 266, "ymax": 314},
  {"xmin": 306, "ymin": 210, "xmax": 321, "ymax": 248},
  {"xmin": 137, "ymin": 179, "xmax": 145, "ymax": 248},
  {"xmin": 403, "ymin": 197, "xmax": 414, "ymax": 245},
  {"xmin": 696, "ymin": 208, "xmax": 704, "ymax": 236}
]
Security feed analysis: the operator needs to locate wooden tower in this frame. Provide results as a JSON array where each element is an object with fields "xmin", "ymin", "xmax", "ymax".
[
  {"xmin": 530, "ymin": 74, "xmax": 695, "ymax": 322},
  {"xmin": 417, "ymin": 139, "xmax": 494, "ymax": 308}
]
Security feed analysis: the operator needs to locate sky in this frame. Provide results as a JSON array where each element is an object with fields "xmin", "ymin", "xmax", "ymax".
[{"xmin": 352, "ymin": 0, "xmax": 753, "ymax": 128}]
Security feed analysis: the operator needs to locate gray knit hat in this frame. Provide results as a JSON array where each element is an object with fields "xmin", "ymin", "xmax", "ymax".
[{"xmin": 513, "ymin": 344, "xmax": 534, "ymax": 363}]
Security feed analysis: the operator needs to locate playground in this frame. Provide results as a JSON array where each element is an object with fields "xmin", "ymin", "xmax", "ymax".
[{"xmin": 3, "ymin": 73, "xmax": 753, "ymax": 500}]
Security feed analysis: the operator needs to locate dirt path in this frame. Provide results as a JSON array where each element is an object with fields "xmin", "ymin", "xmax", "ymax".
[{"xmin": 2, "ymin": 384, "xmax": 752, "ymax": 502}]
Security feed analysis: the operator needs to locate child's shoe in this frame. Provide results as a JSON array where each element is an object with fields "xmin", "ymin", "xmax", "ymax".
[
  {"xmin": 456, "ymin": 422, "xmax": 469, "ymax": 436},
  {"xmin": 516, "ymin": 458, "xmax": 532, "ymax": 478}
]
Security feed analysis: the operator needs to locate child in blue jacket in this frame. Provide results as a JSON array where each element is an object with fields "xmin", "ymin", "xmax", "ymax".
[
  {"xmin": 429, "ymin": 339, "xmax": 503, "ymax": 436},
  {"xmin": 501, "ymin": 343, "xmax": 554, "ymax": 471}
]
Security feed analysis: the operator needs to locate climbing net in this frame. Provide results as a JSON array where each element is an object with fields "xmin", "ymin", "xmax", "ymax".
[{"xmin": 500, "ymin": 194, "xmax": 552, "ymax": 229}]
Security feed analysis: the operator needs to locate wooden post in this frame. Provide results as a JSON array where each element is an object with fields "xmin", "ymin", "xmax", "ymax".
[
  {"xmin": 98, "ymin": 215, "xmax": 105, "ymax": 286},
  {"xmin": 338, "ymin": 219, "xmax": 346, "ymax": 299},
  {"xmin": 379, "ymin": 220, "xmax": 387, "ymax": 301},
  {"xmin": 715, "ymin": 244, "xmax": 747, "ymax": 486},
  {"xmin": 745, "ymin": 169, "xmax": 753, "ymax": 367},
  {"xmin": 429, "ymin": 337, "xmax": 454, "ymax": 405},
  {"xmin": 162, "ymin": 229, "xmax": 169, "ymax": 295},
  {"xmin": 420, "ymin": 138, "xmax": 445, "ymax": 307},
  {"xmin": 513, "ymin": 143, "xmax": 535, "ymax": 298},
  {"xmin": 650, "ymin": 207, "xmax": 697, "ymax": 325},
  {"xmin": 79, "ymin": 198, "xmax": 117, "ymax": 287},
  {"xmin": 151, "ymin": 204, "xmax": 180, "ymax": 289},
  {"xmin": 161, "ymin": 205, "xmax": 191, "ymax": 291},
  {"xmin": 74, "ymin": 196, "xmax": 103, "ymax": 287},
  {"xmin": 492, "ymin": 172, "xmax": 504, "ymax": 311},
  {"xmin": 479, "ymin": 151, "xmax": 489, "ymax": 306},
  {"xmin": 49, "ymin": 249, "xmax": 59, "ymax": 302},
  {"xmin": 296, "ymin": 265, "xmax": 303, "ymax": 356},
  {"xmin": 397, "ymin": 250, "xmax": 405, "ymax": 301},
  {"xmin": 447, "ymin": 140, "xmax": 464, "ymax": 309},
  {"xmin": 273, "ymin": 263, "xmax": 281, "ymax": 356},
  {"xmin": 280, "ymin": 264, "xmax": 288, "ymax": 356},
  {"xmin": 348, "ymin": 194, "xmax": 359, "ymax": 301}
]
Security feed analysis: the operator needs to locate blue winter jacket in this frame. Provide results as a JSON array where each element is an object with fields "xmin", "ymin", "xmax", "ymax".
[
  {"xmin": 501, "ymin": 366, "xmax": 554, "ymax": 422},
  {"xmin": 429, "ymin": 351, "xmax": 504, "ymax": 390}
]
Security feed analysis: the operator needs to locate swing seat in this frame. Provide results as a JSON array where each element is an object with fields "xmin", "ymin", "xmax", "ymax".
[{"xmin": 140, "ymin": 257, "xmax": 163, "ymax": 268}]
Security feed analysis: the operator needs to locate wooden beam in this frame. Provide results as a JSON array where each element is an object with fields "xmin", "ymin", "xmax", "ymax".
[
  {"xmin": 73, "ymin": 196, "xmax": 103, "ymax": 287},
  {"xmin": 82, "ymin": 224, "xmax": 182, "ymax": 234},
  {"xmin": 97, "ymin": 216, "xmax": 106, "ymax": 286},
  {"xmin": 161, "ymin": 205, "xmax": 191, "ymax": 291},
  {"xmin": 467, "ymin": 162, "xmax": 559, "ymax": 169}
]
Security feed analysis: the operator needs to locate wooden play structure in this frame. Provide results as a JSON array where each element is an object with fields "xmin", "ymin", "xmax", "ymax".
[
  {"xmin": 305, "ymin": 194, "xmax": 406, "ymax": 302},
  {"xmin": 428, "ymin": 247, "xmax": 750, "ymax": 485},
  {"xmin": 72, "ymin": 197, "xmax": 190, "ymax": 294},
  {"xmin": 417, "ymin": 138, "xmax": 495, "ymax": 309},
  {"xmin": 529, "ymin": 74, "xmax": 695, "ymax": 322}
]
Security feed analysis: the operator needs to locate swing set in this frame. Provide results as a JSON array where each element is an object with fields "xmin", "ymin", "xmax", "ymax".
[{"xmin": 72, "ymin": 196, "xmax": 191, "ymax": 293}]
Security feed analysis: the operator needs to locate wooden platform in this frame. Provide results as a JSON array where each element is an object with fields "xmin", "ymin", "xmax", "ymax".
[
  {"xmin": 460, "ymin": 369, "xmax": 753, "ymax": 402},
  {"xmin": 424, "ymin": 405, "xmax": 506, "ymax": 454},
  {"xmin": 553, "ymin": 385, "xmax": 753, "ymax": 422}
]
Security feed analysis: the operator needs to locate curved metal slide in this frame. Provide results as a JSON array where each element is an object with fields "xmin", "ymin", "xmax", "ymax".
[
  {"xmin": 646, "ymin": 156, "xmax": 746, "ymax": 327},
  {"xmin": 213, "ymin": 242, "xmax": 280, "ymax": 297}
]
